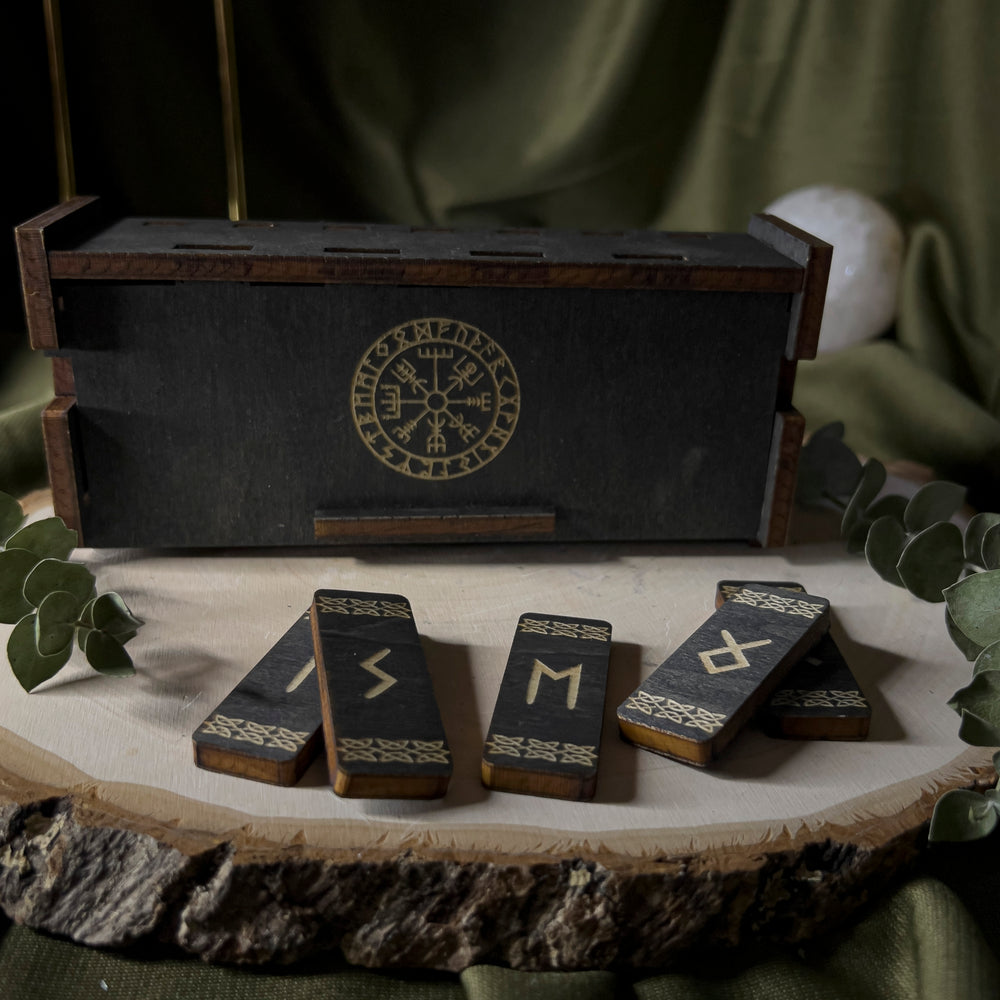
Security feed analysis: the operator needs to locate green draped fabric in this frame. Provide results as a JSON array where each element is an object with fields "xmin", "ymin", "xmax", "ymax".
[
  {"xmin": 1, "ymin": 879, "xmax": 997, "ymax": 999},
  {"xmin": 2, "ymin": 0, "xmax": 998, "ymax": 995}
]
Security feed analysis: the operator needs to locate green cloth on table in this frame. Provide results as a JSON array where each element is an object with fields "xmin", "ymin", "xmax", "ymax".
[
  {"xmin": 2, "ymin": 0, "xmax": 999, "ymax": 996},
  {"xmin": 0, "ymin": 879, "xmax": 995, "ymax": 999}
]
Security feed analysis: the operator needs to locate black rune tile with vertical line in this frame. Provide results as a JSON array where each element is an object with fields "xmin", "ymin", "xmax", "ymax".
[{"xmin": 193, "ymin": 610, "xmax": 324, "ymax": 785}]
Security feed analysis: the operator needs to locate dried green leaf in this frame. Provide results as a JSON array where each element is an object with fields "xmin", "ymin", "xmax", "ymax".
[
  {"xmin": 928, "ymin": 788, "xmax": 1000, "ymax": 842},
  {"xmin": 896, "ymin": 521, "xmax": 965, "ymax": 603},
  {"xmin": 965, "ymin": 513, "xmax": 1000, "ymax": 566},
  {"xmin": 84, "ymin": 629, "xmax": 135, "ymax": 677},
  {"xmin": 982, "ymin": 523, "xmax": 1000, "ymax": 571},
  {"xmin": 972, "ymin": 640, "xmax": 1000, "ymax": 677},
  {"xmin": 842, "ymin": 459, "xmax": 886, "ymax": 537},
  {"xmin": 22, "ymin": 558, "xmax": 95, "ymax": 608},
  {"xmin": 7, "ymin": 613, "xmax": 72, "ymax": 691},
  {"xmin": 91, "ymin": 592, "xmax": 143, "ymax": 645},
  {"xmin": 865, "ymin": 515, "xmax": 907, "ymax": 586},
  {"xmin": 946, "ymin": 606, "xmax": 985, "ymax": 662},
  {"xmin": 0, "ymin": 491, "xmax": 25, "ymax": 543},
  {"xmin": 948, "ymin": 670, "xmax": 1000, "ymax": 740},
  {"xmin": 944, "ymin": 569, "xmax": 1000, "ymax": 647},
  {"xmin": 4, "ymin": 517, "xmax": 77, "ymax": 561},
  {"xmin": 903, "ymin": 481, "xmax": 967, "ymax": 533},
  {"xmin": 34, "ymin": 590, "xmax": 82, "ymax": 656},
  {"xmin": 0, "ymin": 548, "xmax": 41, "ymax": 624}
]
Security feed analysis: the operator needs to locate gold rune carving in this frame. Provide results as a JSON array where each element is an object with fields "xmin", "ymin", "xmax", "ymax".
[
  {"xmin": 526, "ymin": 659, "xmax": 583, "ymax": 710},
  {"xmin": 485, "ymin": 733, "xmax": 597, "ymax": 766},
  {"xmin": 359, "ymin": 647, "xmax": 396, "ymax": 699},
  {"xmin": 337, "ymin": 738, "xmax": 450, "ymax": 764},
  {"xmin": 199, "ymin": 714, "xmax": 310, "ymax": 752},
  {"xmin": 315, "ymin": 595, "xmax": 412, "ymax": 619},
  {"xmin": 698, "ymin": 629, "xmax": 772, "ymax": 674},
  {"xmin": 350, "ymin": 317, "xmax": 520, "ymax": 480},
  {"xmin": 518, "ymin": 618, "xmax": 611, "ymax": 642},
  {"xmin": 285, "ymin": 657, "xmax": 316, "ymax": 693},
  {"xmin": 729, "ymin": 588, "xmax": 826, "ymax": 619}
]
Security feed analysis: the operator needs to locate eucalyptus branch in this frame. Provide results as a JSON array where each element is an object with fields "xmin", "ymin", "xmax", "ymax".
[
  {"xmin": 797, "ymin": 425, "xmax": 1000, "ymax": 844},
  {"xmin": 0, "ymin": 491, "xmax": 142, "ymax": 691}
]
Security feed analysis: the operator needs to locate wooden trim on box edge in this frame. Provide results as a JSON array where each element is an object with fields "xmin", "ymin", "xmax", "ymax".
[
  {"xmin": 757, "ymin": 409, "xmax": 806, "ymax": 547},
  {"xmin": 16, "ymin": 196, "xmax": 103, "ymax": 351},
  {"xmin": 45, "ymin": 252, "xmax": 806, "ymax": 294},
  {"xmin": 748, "ymin": 213, "xmax": 832, "ymax": 361},
  {"xmin": 42, "ymin": 396, "xmax": 83, "ymax": 537}
]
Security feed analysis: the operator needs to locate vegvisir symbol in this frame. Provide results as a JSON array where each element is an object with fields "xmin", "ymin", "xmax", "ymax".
[{"xmin": 350, "ymin": 318, "xmax": 520, "ymax": 480}]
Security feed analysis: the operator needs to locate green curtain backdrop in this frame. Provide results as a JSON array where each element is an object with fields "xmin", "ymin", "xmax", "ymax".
[{"xmin": 2, "ymin": 0, "xmax": 998, "ymax": 995}]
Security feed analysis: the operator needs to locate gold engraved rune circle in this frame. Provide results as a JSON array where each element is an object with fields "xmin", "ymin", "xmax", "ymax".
[{"xmin": 350, "ymin": 317, "xmax": 520, "ymax": 480}]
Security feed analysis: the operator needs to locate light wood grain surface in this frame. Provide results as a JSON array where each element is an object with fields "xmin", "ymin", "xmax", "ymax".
[{"xmin": 0, "ymin": 504, "xmax": 990, "ymax": 860}]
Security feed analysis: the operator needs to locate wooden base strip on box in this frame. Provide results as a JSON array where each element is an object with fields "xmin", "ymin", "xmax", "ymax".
[{"xmin": 314, "ymin": 507, "xmax": 556, "ymax": 543}]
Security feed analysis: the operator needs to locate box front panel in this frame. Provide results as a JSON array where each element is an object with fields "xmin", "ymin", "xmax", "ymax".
[{"xmin": 56, "ymin": 281, "xmax": 789, "ymax": 546}]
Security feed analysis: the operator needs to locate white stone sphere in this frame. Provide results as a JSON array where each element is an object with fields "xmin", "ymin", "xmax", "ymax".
[{"xmin": 763, "ymin": 185, "xmax": 904, "ymax": 354}]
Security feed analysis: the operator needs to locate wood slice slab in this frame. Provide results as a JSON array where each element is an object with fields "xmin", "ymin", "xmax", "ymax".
[{"xmin": 0, "ymin": 498, "xmax": 993, "ymax": 970}]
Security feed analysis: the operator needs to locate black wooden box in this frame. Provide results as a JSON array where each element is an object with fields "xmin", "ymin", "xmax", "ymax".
[{"xmin": 17, "ymin": 197, "xmax": 829, "ymax": 547}]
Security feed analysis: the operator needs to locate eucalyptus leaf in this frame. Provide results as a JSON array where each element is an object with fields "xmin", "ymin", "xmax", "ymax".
[
  {"xmin": 928, "ymin": 789, "xmax": 1000, "ymax": 842},
  {"xmin": 34, "ymin": 590, "xmax": 82, "ymax": 656},
  {"xmin": 0, "ymin": 548, "xmax": 41, "ymax": 623},
  {"xmin": 972, "ymin": 640, "xmax": 1000, "ymax": 677},
  {"xmin": 22, "ymin": 558, "xmax": 95, "ymax": 608},
  {"xmin": 948, "ymin": 670, "xmax": 1000, "ymax": 738},
  {"xmin": 796, "ymin": 425, "xmax": 862, "ymax": 505},
  {"xmin": 865, "ymin": 516, "xmax": 907, "ymax": 586},
  {"xmin": 946, "ymin": 606, "xmax": 985, "ymax": 662},
  {"xmin": 957, "ymin": 708, "xmax": 1000, "ymax": 747},
  {"xmin": 845, "ymin": 518, "xmax": 873, "ymax": 556},
  {"xmin": 896, "ymin": 521, "xmax": 965, "ymax": 603},
  {"xmin": 865, "ymin": 494, "xmax": 908, "ymax": 524},
  {"xmin": 79, "ymin": 596, "xmax": 97, "ymax": 629},
  {"xmin": 7, "ymin": 614, "xmax": 72, "ymax": 692},
  {"xmin": 84, "ymin": 629, "xmax": 135, "ymax": 677},
  {"xmin": 965, "ymin": 513, "xmax": 1000, "ymax": 565},
  {"xmin": 4, "ymin": 517, "xmax": 77, "ymax": 561},
  {"xmin": 841, "ymin": 459, "xmax": 886, "ymax": 537},
  {"xmin": 0, "ymin": 491, "xmax": 24, "ymax": 542},
  {"xmin": 944, "ymin": 569, "xmax": 1000, "ymax": 647},
  {"xmin": 76, "ymin": 624, "xmax": 93, "ymax": 654},
  {"xmin": 91, "ymin": 592, "xmax": 143, "ymax": 645},
  {"xmin": 903, "ymin": 480, "xmax": 967, "ymax": 533},
  {"xmin": 981, "ymin": 523, "xmax": 1000, "ymax": 571}
]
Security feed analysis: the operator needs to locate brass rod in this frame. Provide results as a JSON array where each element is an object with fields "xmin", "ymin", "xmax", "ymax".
[
  {"xmin": 213, "ymin": 0, "xmax": 248, "ymax": 221},
  {"xmin": 42, "ymin": 0, "xmax": 76, "ymax": 202}
]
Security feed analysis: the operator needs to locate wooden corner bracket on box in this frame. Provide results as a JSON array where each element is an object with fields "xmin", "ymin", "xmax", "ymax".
[{"xmin": 16, "ymin": 197, "xmax": 830, "ymax": 548}]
